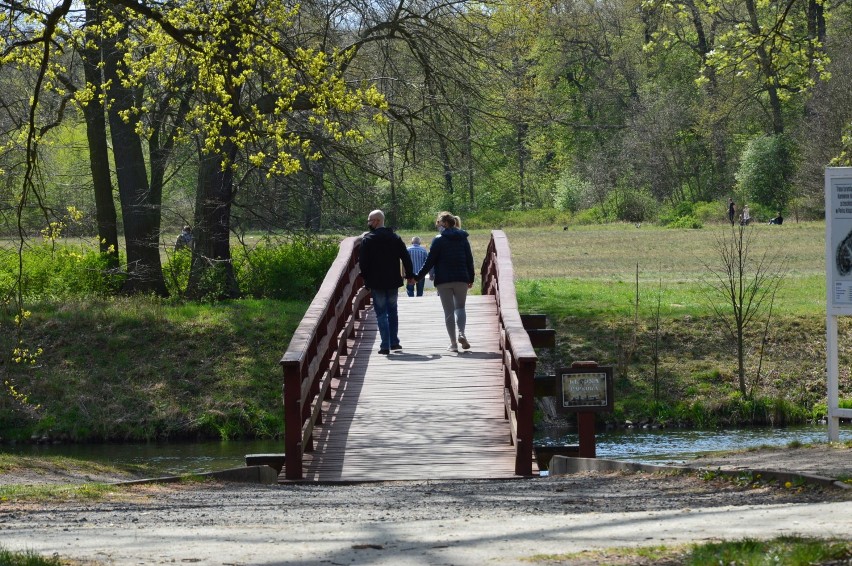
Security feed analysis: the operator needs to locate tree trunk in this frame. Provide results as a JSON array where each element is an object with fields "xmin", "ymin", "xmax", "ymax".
[
  {"xmin": 304, "ymin": 157, "xmax": 324, "ymax": 231},
  {"xmin": 426, "ymin": 74, "xmax": 453, "ymax": 196},
  {"xmin": 744, "ymin": 0, "xmax": 784, "ymax": 134},
  {"xmin": 187, "ymin": 146, "xmax": 240, "ymax": 299},
  {"xmin": 462, "ymin": 102, "xmax": 475, "ymax": 205},
  {"xmin": 104, "ymin": 25, "xmax": 167, "ymax": 295},
  {"xmin": 388, "ymin": 122, "xmax": 398, "ymax": 226},
  {"xmin": 683, "ymin": 0, "xmax": 731, "ymax": 195},
  {"xmin": 737, "ymin": 322, "xmax": 746, "ymax": 396},
  {"xmin": 81, "ymin": 4, "xmax": 118, "ymax": 268},
  {"xmin": 517, "ymin": 121, "xmax": 528, "ymax": 208}
]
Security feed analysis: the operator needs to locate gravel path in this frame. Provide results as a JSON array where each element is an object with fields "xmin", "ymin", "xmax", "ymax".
[{"xmin": 1, "ymin": 446, "xmax": 850, "ymax": 565}]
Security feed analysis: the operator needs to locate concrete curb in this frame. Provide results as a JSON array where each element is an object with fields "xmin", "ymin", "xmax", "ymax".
[
  {"xmin": 548, "ymin": 456, "xmax": 852, "ymax": 490},
  {"xmin": 112, "ymin": 465, "xmax": 279, "ymax": 486}
]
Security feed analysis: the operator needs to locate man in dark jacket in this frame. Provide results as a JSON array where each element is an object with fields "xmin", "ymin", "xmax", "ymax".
[{"xmin": 359, "ymin": 210, "xmax": 415, "ymax": 355}]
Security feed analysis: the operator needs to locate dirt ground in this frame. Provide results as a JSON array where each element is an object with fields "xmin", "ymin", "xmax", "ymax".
[
  {"xmin": 4, "ymin": 443, "xmax": 849, "ymax": 486},
  {"xmin": 681, "ymin": 444, "xmax": 852, "ymax": 480},
  {"xmin": 0, "ymin": 445, "xmax": 850, "ymax": 565}
]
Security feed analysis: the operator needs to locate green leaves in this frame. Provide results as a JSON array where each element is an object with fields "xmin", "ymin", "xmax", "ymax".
[{"xmin": 736, "ymin": 134, "xmax": 796, "ymax": 211}]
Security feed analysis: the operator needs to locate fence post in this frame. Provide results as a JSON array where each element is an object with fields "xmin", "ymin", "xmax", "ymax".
[
  {"xmin": 282, "ymin": 362, "xmax": 303, "ymax": 480},
  {"xmin": 515, "ymin": 356, "xmax": 536, "ymax": 475}
]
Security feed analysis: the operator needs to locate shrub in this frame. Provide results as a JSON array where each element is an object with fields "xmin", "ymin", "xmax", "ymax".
[
  {"xmin": 736, "ymin": 134, "xmax": 797, "ymax": 212},
  {"xmin": 693, "ymin": 201, "xmax": 725, "ymax": 224},
  {"xmin": 234, "ymin": 238, "xmax": 339, "ymax": 300},
  {"xmin": 161, "ymin": 238, "xmax": 338, "ymax": 301},
  {"xmin": 463, "ymin": 208, "xmax": 573, "ymax": 229},
  {"xmin": 666, "ymin": 215, "xmax": 703, "ymax": 229},
  {"xmin": 0, "ymin": 243, "xmax": 123, "ymax": 299},
  {"xmin": 657, "ymin": 200, "xmax": 709, "ymax": 228},
  {"xmin": 163, "ymin": 248, "xmax": 192, "ymax": 297},
  {"xmin": 573, "ymin": 206, "xmax": 609, "ymax": 225},
  {"xmin": 609, "ymin": 189, "xmax": 657, "ymax": 223},
  {"xmin": 554, "ymin": 171, "xmax": 592, "ymax": 212}
]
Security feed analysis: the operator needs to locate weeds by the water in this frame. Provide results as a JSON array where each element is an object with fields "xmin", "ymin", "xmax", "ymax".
[
  {"xmin": 525, "ymin": 536, "xmax": 851, "ymax": 565},
  {"xmin": 0, "ymin": 482, "xmax": 120, "ymax": 503},
  {"xmin": 689, "ymin": 536, "xmax": 850, "ymax": 565},
  {"xmin": 0, "ymin": 454, "xmax": 150, "ymax": 477},
  {"xmin": 0, "ymin": 545, "xmax": 63, "ymax": 566}
]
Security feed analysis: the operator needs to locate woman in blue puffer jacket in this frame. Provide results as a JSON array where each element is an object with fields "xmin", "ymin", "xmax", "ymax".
[{"xmin": 416, "ymin": 212, "xmax": 474, "ymax": 352}]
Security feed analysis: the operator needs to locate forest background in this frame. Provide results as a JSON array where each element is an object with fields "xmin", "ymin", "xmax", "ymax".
[{"xmin": 1, "ymin": 0, "xmax": 852, "ymax": 441}]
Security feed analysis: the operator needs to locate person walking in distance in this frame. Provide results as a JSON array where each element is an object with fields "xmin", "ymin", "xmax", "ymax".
[
  {"xmin": 728, "ymin": 198, "xmax": 736, "ymax": 226},
  {"xmin": 359, "ymin": 210, "xmax": 415, "ymax": 355},
  {"xmin": 406, "ymin": 236, "xmax": 428, "ymax": 297},
  {"xmin": 416, "ymin": 212, "xmax": 475, "ymax": 353}
]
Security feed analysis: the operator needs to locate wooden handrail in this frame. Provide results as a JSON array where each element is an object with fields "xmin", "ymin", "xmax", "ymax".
[
  {"xmin": 280, "ymin": 236, "xmax": 368, "ymax": 480},
  {"xmin": 480, "ymin": 230, "xmax": 538, "ymax": 475}
]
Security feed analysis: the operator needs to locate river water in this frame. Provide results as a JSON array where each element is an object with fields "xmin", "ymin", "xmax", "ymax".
[
  {"xmin": 537, "ymin": 423, "xmax": 852, "ymax": 465},
  {"xmin": 2, "ymin": 424, "xmax": 849, "ymax": 476}
]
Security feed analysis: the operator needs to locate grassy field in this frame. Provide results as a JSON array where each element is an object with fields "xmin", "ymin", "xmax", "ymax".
[
  {"xmin": 401, "ymin": 221, "xmax": 824, "ymax": 313},
  {"xmin": 475, "ymin": 221, "xmax": 823, "ymax": 281},
  {"xmin": 0, "ymin": 221, "xmax": 847, "ymax": 441},
  {"xmin": 462, "ymin": 222, "xmax": 825, "ymax": 316}
]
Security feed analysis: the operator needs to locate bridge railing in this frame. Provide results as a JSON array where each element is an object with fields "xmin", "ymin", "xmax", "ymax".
[
  {"xmin": 280, "ymin": 236, "xmax": 368, "ymax": 480},
  {"xmin": 480, "ymin": 230, "xmax": 538, "ymax": 475}
]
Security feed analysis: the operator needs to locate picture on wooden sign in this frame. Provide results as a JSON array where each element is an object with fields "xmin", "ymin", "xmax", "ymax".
[{"xmin": 561, "ymin": 372, "xmax": 608, "ymax": 408}]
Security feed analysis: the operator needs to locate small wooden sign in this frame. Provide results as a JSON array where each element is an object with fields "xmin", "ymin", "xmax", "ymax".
[{"xmin": 557, "ymin": 366, "xmax": 614, "ymax": 413}]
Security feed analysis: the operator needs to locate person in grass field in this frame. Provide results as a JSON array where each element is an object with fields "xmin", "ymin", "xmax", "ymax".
[
  {"xmin": 416, "ymin": 212, "xmax": 474, "ymax": 353},
  {"xmin": 359, "ymin": 209, "xmax": 415, "ymax": 355}
]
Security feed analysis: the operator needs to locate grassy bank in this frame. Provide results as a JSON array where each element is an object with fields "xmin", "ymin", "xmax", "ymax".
[
  {"xmin": 529, "ymin": 536, "xmax": 851, "ymax": 565},
  {"xmin": 1, "ymin": 297, "xmax": 307, "ymax": 442},
  {"xmin": 1, "ymin": 221, "xmax": 848, "ymax": 441}
]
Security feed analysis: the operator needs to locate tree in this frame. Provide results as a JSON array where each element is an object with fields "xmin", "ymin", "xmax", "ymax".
[
  {"xmin": 700, "ymin": 224, "xmax": 786, "ymax": 397},
  {"xmin": 77, "ymin": 3, "xmax": 119, "ymax": 269},
  {"xmin": 699, "ymin": 0, "xmax": 828, "ymax": 135},
  {"xmin": 736, "ymin": 134, "xmax": 796, "ymax": 213}
]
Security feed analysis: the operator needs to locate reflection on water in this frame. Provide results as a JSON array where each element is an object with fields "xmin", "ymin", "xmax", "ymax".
[
  {"xmin": 2, "ymin": 424, "xmax": 850, "ymax": 475},
  {"xmin": 537, "ymin": 424, "xmax": 852, "ymax": 465}
]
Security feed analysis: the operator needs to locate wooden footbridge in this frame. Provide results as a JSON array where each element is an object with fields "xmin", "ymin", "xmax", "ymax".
[{"xmin": 278, "ymin": 231, "xmax": 539, "ymax": 481}]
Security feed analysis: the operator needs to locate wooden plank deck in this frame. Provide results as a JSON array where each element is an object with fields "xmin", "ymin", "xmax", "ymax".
[{"xmin": 301, "ymin": 293, "xmax": 533, "ymax": 481}]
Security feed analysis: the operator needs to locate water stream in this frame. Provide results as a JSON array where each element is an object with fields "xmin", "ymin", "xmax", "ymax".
[
  {"xmin": 2, "ymin": 424, "xmax": 849, "ymax": 476},
  {"xmin": 536, "ymin": 424, "xmax": 852, "ymax": 465}
]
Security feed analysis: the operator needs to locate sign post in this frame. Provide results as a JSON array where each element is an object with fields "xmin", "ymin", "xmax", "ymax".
[
  {"xmin": 556, "ymin": 362, "xmax": 613, "ymax": 458},
  {"xmin": 824, "ymin": 167, "xmax": 852, "ymax": 441}
]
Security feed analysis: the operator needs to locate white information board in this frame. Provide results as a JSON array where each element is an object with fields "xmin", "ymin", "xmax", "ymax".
[
  {"xmin": 826, "ymin": 169, "xmax": 852, "ymax": 312},
  {"xmin": 825, "ymin": 167, "xmax": 852, "ymax": 441}
]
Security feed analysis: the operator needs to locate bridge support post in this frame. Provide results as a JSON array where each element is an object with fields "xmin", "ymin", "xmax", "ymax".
[
  {"xmin": 515, "ymin": 358, "xmax": 536, "ymax": 476},
  {"xmin": 283, "ymin": 363, "xmax": 303, "ymax": 480},
  {"xmin": 577, "ymin": 412, "xmax": 596, "ymax": 458}
]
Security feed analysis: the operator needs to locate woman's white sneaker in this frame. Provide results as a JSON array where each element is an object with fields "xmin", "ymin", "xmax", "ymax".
[
  {"xmin": 447, "ymin": 344, "xmax": 458, "ymax": 352},
  {"xmin": 458, "ymin": 334, "xmax": 470, "ymax": 349}
]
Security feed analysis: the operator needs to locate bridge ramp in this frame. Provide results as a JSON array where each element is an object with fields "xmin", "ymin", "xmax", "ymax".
[{"xmin": 302, "ymin": 294, "xmax": 528, "ymax": 481}]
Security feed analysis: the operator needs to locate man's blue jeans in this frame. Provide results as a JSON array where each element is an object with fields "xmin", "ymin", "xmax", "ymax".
[
  {"xmin": 371, "ymin": 288, "xmax": 399, "ymax": 350},
  {"xmin": 406, "ymin": 279, "xmax": 425, "ymax": 297}
]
